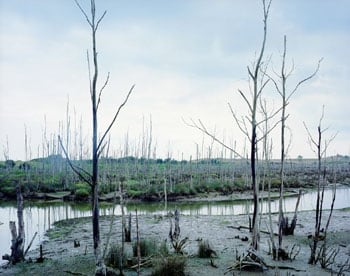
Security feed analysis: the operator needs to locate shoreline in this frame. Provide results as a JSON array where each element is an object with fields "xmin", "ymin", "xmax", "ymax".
[{"xmin": 2, "ymin": 183, "xmax": 348, "ymax": 204}]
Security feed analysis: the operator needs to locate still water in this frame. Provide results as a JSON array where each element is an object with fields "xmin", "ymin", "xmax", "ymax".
[{"xmin": 0, "ymin": 187, "xmax": 349, "ymax": 264}]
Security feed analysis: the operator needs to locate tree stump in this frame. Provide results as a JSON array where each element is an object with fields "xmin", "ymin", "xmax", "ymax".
[
  {"xmin": 124, "ymin": 213, "xmax": 131, "ymax": 242},
  {"xmin": 2, "ymin": 185, "xmax": 25, "ymax": 264}
]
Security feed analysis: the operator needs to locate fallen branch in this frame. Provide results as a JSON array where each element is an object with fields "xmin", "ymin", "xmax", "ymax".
[
  {"xmin": 129, "ymin": 258, "xmax": 153, "ymax": 269},
  {"xmin": 266, "ymin": 264, "xmax": 306, "ymax": 272},
  {"xmin": 63, "ymin": 270, "xmax": 88, "ymax": 276},
  {"xmin": 228, "ymin": 225, "xmax": 278, "ymax": 236},
  {"xmin": 24, "ymin": 232, "xmax": 37, "ymax": 257}
]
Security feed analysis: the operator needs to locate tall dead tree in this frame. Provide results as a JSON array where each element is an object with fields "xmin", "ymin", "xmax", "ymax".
[
  {"xmin": 186, "ymin": 0, "xmax": 275, "ymax": 251},
  {"xmin": 303, "ymin": 106, "xmax": 337, "ymax": 265},
  {"xmin": 267, "ymin": 35, "xmax": 322, "ymax": 255},
  {"xmin": 59, "ymin": 1, "xmax": 134, "ymax": 275}
]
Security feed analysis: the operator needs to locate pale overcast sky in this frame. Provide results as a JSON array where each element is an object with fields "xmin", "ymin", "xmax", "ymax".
[{"xmin": 0, "ymin": 0, "xmax": 349, "ymax": 161}]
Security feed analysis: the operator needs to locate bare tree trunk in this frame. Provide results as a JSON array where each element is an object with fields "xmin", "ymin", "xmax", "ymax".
[
  {"xmin": 267, "ymin": 35, "xmax": 322, "ymax": 254},
  {"xmin": 69, "ymin": 1, "xmax": 134, "ymax": 275},
  {"xmin": 3, "ymin": 185, "xmax": 25, "ymax": 264},
  {"xmin": 124, "ymin": 213, "xmax": 131, "ymax": 243},
  {"xmin": 186, "ymin": 1, "xmax": 272, "ymax": 252},
  {"xmin": 164, "ymin": 178, "xmax": 168, "ymax": 211},
  {"xmin": 136, "ymin": 209, "xmax": 141, "ymax": 276},
  {"xmin": 304, "ymin": 107, "xmax": 337, "ymax": 264},
  {"xmin": 119, "ymin": 178, "xmax": 125, "ymax": 275}
]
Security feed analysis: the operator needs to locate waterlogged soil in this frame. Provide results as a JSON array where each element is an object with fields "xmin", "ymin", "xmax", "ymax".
[{"xmin": 1, "ymin": 210, "xmax": 350, "ymax": 276}]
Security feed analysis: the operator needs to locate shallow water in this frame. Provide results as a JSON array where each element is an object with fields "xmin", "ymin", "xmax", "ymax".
[{"xmin": 0, "ymin": 186, "xmax": 349, "ymax": 264}]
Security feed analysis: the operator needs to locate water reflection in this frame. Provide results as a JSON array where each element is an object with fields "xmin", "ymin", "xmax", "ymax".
[{"xmin": 0, "ymin": 187, "xmax": 349, "ymax": 264}]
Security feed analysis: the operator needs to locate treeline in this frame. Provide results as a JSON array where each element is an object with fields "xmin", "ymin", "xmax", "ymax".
[{"xmin": 1, "ymin": 154, "xmax": 349, "ymax": 201}]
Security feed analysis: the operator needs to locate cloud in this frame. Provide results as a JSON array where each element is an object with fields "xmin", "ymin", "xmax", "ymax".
[{"xmin": 0, "ymin": 0, "xmax": 349, "ymax": 160}]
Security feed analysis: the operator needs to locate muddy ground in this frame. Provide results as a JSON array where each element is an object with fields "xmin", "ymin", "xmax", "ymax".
[{"xmin": 1, "ymin": 208, "xmax": 350, "ymax": 275}]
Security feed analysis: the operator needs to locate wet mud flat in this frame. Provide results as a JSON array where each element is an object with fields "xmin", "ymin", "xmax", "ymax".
[{"xmin": 1, "ymin": 209, "xmax": 350, "ymax": 275}]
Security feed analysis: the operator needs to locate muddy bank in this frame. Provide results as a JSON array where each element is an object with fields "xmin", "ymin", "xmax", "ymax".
[{"xmin": 1, "ymin": 208, "xmax": 350, "ymax": 276}]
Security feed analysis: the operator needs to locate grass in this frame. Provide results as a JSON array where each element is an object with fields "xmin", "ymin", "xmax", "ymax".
[
  {"xmin": 105, "ymin": 244, "xmax": 127, "ymax": 269},
  {"xmin": 152, "ymin": 256, "xmax": 186, "ymax": 276},
  {"xmin": 132, "ymin": 239, "xmax": 158, "ymax": 257},
  {"xmin": 2, "ymin": 254, "xmax": 95, "ymax": 276},
  {"xmin": 46, "ymin": 217, "xmax": 90, "ymax": 239}
]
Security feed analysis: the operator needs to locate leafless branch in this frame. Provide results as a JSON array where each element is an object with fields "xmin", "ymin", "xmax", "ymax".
[
  {"xmin": 287, "ymin": 58, "xmax": 323, "ymax": 101},
  {"xmin": 58, "ymin": 135, "xmax": 92, "ymax": 185},
  {"xmin": 95, "ymin": 10, "xmax": 107, "ymax": 31},
  {"xmin": 303, "ymin": 121, "xmax": 318, "ymax": 148},
  {"xmin": 97, "ymin": 140, "xmax": 108, "ymax": 159},
  {"xmin": 321, "ymin": 131, "xmax": 338, "ymax": 157},
  {"xmin": 97, "ymin": 84, "xmax": 135, "ymax": 152},
  {"xmin": 228, "ymin": 103, "xmax": 250, "ymax": 138},
  {"xmin": 96, "ymin": 72, "xmax": 110, "ymax": 110},
  {"xmin": 257, "ymin": 79, "xmax": 270, "ymax": 98},
  {"xmin": 256, "ymin": 104, "xmax": 283, "ymax": 128},
  {"xmin": 183, "ymin": 118, "xmax": 244, "ymax": 159},
  {"xmin": 248, "ymin": 66, "xmax": 254, "ymax": 79},
  {"xmin": 263, "ymin": 71, "xmax": 282, "ymax": 97},
  {"xmin": 257, "ymin": 118, "xmax": 280, "ymax": 143},
  {"xmin": 238, "ymin": 89, "xmax": 253, "ymax": 113},
  {"xmin": 74, "ymin": 0, "xmax": 93, "ymax": 27}
]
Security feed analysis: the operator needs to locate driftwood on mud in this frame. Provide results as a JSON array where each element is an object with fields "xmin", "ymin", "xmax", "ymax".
[
  {"xmin": 228, "ymin": 225, "xmax": 278, "ymax": 236},
  {"xmin": 226, "ymin": 249, "xmax": 268, "ymax": 273},
  {"xmin": 24, "ymin": 231, "xmax": 37, "ymax": 257}
]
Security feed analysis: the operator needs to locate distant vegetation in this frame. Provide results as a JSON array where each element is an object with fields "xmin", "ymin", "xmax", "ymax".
[{"xmin": 0, "ymin": 154, "xmax": 349, "ymax": 201}]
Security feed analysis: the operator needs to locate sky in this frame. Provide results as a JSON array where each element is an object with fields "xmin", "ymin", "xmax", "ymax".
[{"xmin": 0, "ymin": 0, "xmax": 349, "ymax": 161}]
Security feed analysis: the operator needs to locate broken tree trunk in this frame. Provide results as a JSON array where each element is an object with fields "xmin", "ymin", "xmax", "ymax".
[
  {"xmin": 2, "ymin": 185, "xmax": 25, "ymax": 264},
  {"xmin": 124, "ymin": 213, "xmax": 131, "ymax": 243},
  {"xmin": 280, "ymin": 189, "xmax": 302, "ymax": 236}
]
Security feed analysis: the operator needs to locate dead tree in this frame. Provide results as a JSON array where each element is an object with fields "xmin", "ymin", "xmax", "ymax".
[
  {"xmin": 186, "ymin": 0, "xmax": 274, "ymax": 251},
  {"xmin": 2, "ymin": 184, "xmax": 25, "ymax": 264},
  {"xmin": 303, "ymin": 106, "xmax": 337, "ymax": 265},
  {"xmin": 267, "ymin": 35, "xmax": 322, "ymax": 255},
  {"xmin": 259, "ymin": 99, "xmax": 277, "ymax": 255},
  {"xmin": 58, "ymin": 1, "xmax": 135, "ymax": 275},
  {"xmin": 169, "ymin": 209, "xmax": 188, "ymax": 254}
]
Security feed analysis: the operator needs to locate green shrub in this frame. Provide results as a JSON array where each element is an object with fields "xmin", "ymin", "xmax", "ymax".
[
  {"xmin": 105, "ymin": 244, "xmax": 127, "ymax": 269},
  {"xmin": 270, "ymin": 178, "xmax": 280, "ymax": 189},
  {"xmin": 1, "ymin": 186, "xmax": 16, "ymax": 197},
  {"xmin": 74, "ymin": 182, "xmax": 90, "ymax": 199},
  {"xmin": 127, "ymin": 189, "xmax": 144, "ymax": 198},
  {"xmin": 174, "ymin": 182, "xmax": 190, "ymax": 195},
  {"xmin": 152, "ymin": 256, "xmax": 186, "ymax": 276},
  {"xmin": 158, "ymin": 240, "xmax": 169, "ymax": 256},
  {"xmin": 132, "ymin": 239, "xmax": 157, "ymax": 257},
  {"xmin": 76, "ymin": 188, "xmax": 89, "ymax": 199}
]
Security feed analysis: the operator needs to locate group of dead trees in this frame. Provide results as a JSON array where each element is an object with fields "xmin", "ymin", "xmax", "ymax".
[
  {"xmin": 3, "ymin": 0, "xmax": 341, "ymax": 275},
  {"xmin": 189, "ymin": 0, "xmax": 339, "ymax": 273}
]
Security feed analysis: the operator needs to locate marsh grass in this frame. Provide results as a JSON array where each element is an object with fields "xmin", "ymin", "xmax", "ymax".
[
  {"xmin": 132, "ymin": 239, "xmax": 157, "ymax": 257},
  {"xmin": 151, "ymin": 255, "xmax": 186, "ymax": 276}
]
